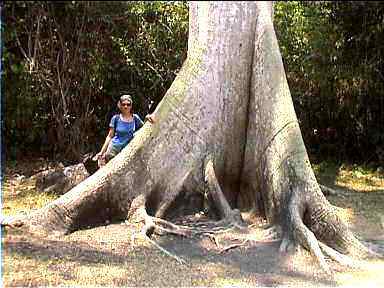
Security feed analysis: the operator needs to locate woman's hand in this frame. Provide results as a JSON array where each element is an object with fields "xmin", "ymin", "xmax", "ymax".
[
  {"xmin": 145, "ymin": 114, "xmax": 155, "ymax": 123},
  {"xmin": 92, "ymin": 152, "xmax": 105, "ymax": 161},
  {"xmin": 92, "ymin": 152, "xmax": 106, "ymax": 168}
]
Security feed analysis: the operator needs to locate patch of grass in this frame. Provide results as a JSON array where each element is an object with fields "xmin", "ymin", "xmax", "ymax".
[
  {"xmin": 336, "ymin": 164, "xmax": 384, "ymax": 192},
  {"xmin": 2, "ymin": 252, "xmax": 65, "ymax": 287},
  {"xmin": 2, "ymin": 178, "xmax": 57, "ymax": 217},
  {"xmin": 3, "ymin": 246, "xmax": 137, "ymax": 286},
  {"xmin": 313, "ymin": 161, "xmax": 384, "ymax": 192}
]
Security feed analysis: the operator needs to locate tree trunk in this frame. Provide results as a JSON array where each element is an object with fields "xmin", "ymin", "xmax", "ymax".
[{"xmin": 3, "ymin": 1, "xmax": 375, "ymax": 270}]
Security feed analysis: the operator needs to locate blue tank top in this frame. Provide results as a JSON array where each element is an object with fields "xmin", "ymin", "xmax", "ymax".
[{"xmin": 109, "ymin": 114, "xmax": 143, "ymax": 151}]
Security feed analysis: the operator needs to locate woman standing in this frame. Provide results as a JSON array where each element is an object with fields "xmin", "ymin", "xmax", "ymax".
[{"xmin": 94, "ymin": 94, "xmax": 154, "ymax": 167}]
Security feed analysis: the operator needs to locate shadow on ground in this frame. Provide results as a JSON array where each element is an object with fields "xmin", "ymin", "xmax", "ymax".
[{"xmin": 3, "ymin": 221, "xmax": 341, "ymax": 287}]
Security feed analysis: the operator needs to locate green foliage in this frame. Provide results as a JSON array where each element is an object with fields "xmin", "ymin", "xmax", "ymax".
[
  {"xmin": 3, "ymin": 1, "xmax": 188, "ymax": 162},
  {"xmin": 274, "ymin": 1, "xmax": 384, "ymax": 164}
]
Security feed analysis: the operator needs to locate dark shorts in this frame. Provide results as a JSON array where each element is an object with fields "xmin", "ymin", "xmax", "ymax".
[{"xmin": 105, "ymin": 143, "xmax": 122, "ymax": 162}]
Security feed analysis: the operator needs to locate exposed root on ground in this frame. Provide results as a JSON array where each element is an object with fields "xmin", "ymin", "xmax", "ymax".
[
  {"xmin": 126, "ymin": 192, "xmax": 250, "ymax": 264},
  {"xmin": 219, "ymin": 240, "xmax": 249, "ymax": 254},
  {"xmin": 128, "ymin": 195, "xmax": 187, "ymax": 264},
  {"xmin": 123, "ymin": 172, "xmax": 291, "ymax": 264},
  {"xmin": 281, "ymin": 214, "xmax": 332, "ymax": 274},
  {"xmin": 1, "ymin": 215, "xmax": 26, "ymax": 229},
  {"xmin": 319, "ymin": 241, "xmax": 366, "ymax": 269},
  {"xmin": 260, "ymin": 224, "xmax": 281, "ymax": 240},
  {"xmin": 277, "ymin": 188, "xmax": 384, "ymax": 275},
  {"xmin": 320, "ymin": 184, "xmax": 347, "ymax": 196}
]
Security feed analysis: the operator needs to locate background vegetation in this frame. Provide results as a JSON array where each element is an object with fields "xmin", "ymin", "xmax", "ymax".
[
  {"xmin": 2, "ymin": 1, "xmax": 188, "ymax": 163},
  {"xmin": 2, "ymin": 1, "xmax": 383, "ymax": 166},
  {"xmin": 274, "ymin": 1, "xmax": 384, "ymax": 164}
]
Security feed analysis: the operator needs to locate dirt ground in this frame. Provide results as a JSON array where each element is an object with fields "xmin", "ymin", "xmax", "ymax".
[{"xmin": 2, "ymin": 159, "xmax": 384, "ymax": 287}]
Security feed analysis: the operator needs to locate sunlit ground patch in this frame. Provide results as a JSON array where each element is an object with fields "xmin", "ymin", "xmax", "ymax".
[
  {"xmin": 1, "ymin": 177, "xmax": 57, "ymax": 217},
  {"xmin": 334, "ymin": 260, "xmax": 384, "ymax": 288}
]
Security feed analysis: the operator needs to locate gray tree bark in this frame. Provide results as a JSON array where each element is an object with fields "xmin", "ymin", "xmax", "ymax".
[{"xmin": 3, "ymin": 1, "xmax": 376, "ymax": 271}]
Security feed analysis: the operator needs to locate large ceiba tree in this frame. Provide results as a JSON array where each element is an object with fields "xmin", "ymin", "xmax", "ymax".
[{"xmin": 4, "ymin": 1, "xmax": 378, "ymax": 273}]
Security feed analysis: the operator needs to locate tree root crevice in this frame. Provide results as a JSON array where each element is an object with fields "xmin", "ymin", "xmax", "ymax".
[{"xmin": 204, "ymin": 156, "xmax": 247, "ymax": 229}]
